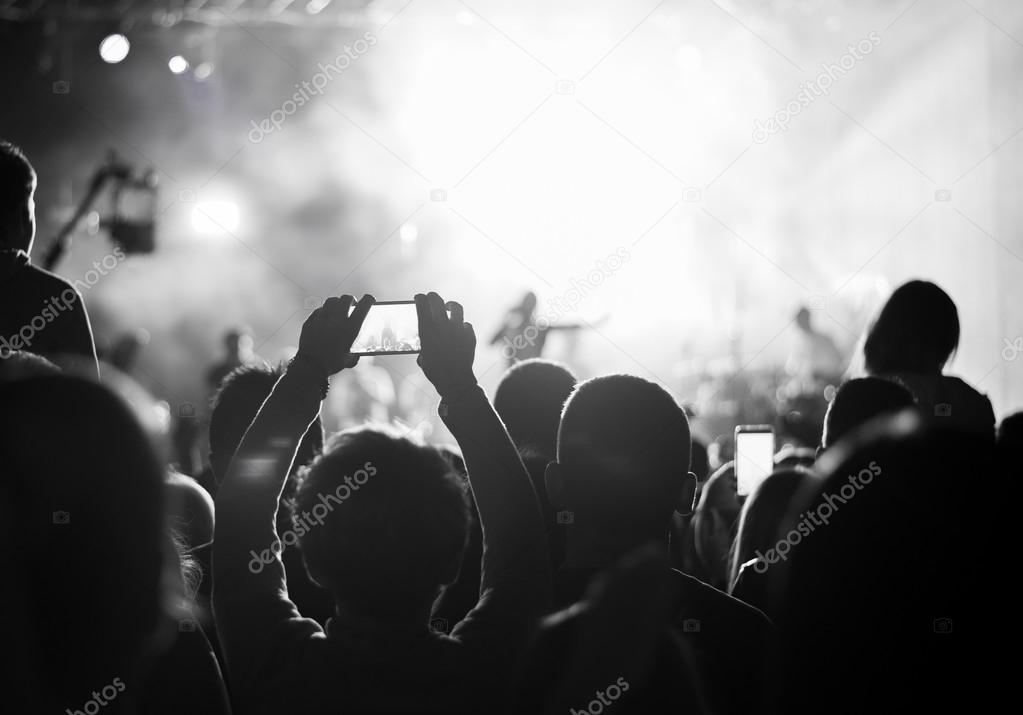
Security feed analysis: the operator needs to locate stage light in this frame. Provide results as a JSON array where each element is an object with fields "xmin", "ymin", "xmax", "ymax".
[
  {"xmin": 99, "ymin": 34, "xmax": 130, "ymax": 64},
  {"xmin": 191, "ymin": 202, "xmax": 239, "ymax": 233},
  {"xmin": 168, "ymin": 55, "xmax": 189, "ymax": 74},
  {"xmin": 194, "ymin": 62, "xmax": 214, "ymax": 80},
  {"xmin": 399, "ymin": 223, "xmax": 418, "ymax": 244},
  {"xmin": 305, "ymin": 0, "xmax": 331, "ymax": 14}
]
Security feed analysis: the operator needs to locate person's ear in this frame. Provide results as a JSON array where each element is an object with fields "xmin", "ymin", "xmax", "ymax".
[
  {"xmin": 545, "ymin": 461, "xmax": 565, "ymax": 510},
  {"xmin": 675, "ymin": 471, "xmax": 698, "ymax": 517}
]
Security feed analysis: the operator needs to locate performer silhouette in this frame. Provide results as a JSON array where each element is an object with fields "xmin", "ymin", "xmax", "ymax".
[{"xmin": 490, "ymin": 291, "xmax": 602, "ymax": 366}]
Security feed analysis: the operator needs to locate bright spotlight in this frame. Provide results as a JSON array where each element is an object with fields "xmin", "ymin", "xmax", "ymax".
[
  {"xmin": 194, "ymin": 62, "xmax": 214, "ymax": 80},
  {"xmin": 168, "ymin": 55, "xmax": 189, "ymax": 74},
  {"xmin": 191, "ymin": 202, "xmax": 239, "ymax": 234},
  {"xmin": 399, "ymin": 223, "xmax": 418, "ymax": 243},
  {"xmin": 99, "ymin": 34, "xmax": 130, "ymax": 64}
]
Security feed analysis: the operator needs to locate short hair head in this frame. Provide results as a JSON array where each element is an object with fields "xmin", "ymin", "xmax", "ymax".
[
  {"xmin": 520, "ymin": 291, "xmax": 538, "ymax": 314},
  {"xmin": 795, "ymin": 306, "xmax": 812, "ymax": 331},
  {"xmin": 822, "ymin": 377, "xmax": 916, "ymax": 449},
  {"xmin": 494, "ymin": 358, "xmax": 577, "ymax": 458},
  {"xmin": 1, "ymin": 376, "xmax": 164, "ymax": 700},
  {"xmin": 208, "ymin": 363, "xmax": 323, "ymax": 481},
  {"xmin": 864, "ymin": 280, "xmax": 960, "ymax": 375},
  {"xmin": 292, "ymin": 427, "xmax": 470, "ymax": 617},
  {"xmin": 0, "ymin": 350, "xmax": 60, "ymax": 383},
  {"xmin": 556, "ymin": 375, "xmax": 692, "ymax": 529},
  {"xmin": 0, "ymin": 141, "xmax": 37, "ymax": 252}
]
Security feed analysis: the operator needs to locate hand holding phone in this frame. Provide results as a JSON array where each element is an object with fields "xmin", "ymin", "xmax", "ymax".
[
  {"xmin": 415, "ymin": 292, "xmax": 477, "ymax": 400},
  {"xmin": 734, "ymin": 425, "xmax": 775, "ymax": 497},
  {"xmin": 296, "ymin": 294, "xmax": 374, "ymax": 376}
]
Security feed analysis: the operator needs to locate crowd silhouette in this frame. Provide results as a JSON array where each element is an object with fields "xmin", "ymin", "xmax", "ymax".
[{"xmin": 0, "ymin": 139, "xmax": 1011, "ymax": 714}]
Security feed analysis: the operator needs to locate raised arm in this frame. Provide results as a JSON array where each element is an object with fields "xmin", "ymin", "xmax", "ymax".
[
  {"xmin": 415, "ymin": 293, "xmax": 552, "ymax": 637},
  {"xmin": 212, "ymin": 294, "xmax": 372, "ymax": 686}
]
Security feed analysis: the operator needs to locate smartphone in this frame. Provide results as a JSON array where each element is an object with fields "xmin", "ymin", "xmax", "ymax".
[
  {"xmin": 734, "ymin": 425, "xmax": 775, "ymax": 497},
  {"xmin": 349, "ymin": 300, "xmax": 422, "ymax": 355}
]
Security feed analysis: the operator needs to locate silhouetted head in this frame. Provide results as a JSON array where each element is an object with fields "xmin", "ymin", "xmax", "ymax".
[
  {"xmin": 292, "ymin": 427, "xmax": 470, "ymax": 620},
  {"xmin": 0, "ymin": 350, "xmax": 60, "ymax": 382},
  {"xmin": 795, "ymin": 306, "xmax": 812, "ymax": 332},
  {"xmin": 209, "ymin": 363, "xmax": 323, "ymax": 482},
  {"xmin": 494, "ymin": 358, "xmax": 577, "ymax": 459},
  {"xmin": 863, "ymin": 280, "xmax": 960, "ymax": 375},
  {"xmin": 770, "ymin": 412, "xmax": 994, "ymax": 711},
  {"xmin": 0, "ymin": 140, "xmax": 36, "ymax": 252},
  {"xmin": 222, "ymin": 328, "xmax": 253, "ymax": 359},
  {"xmin": 821, "ymin": 377, "xmax": 916, "ymax": 451},
  {"xmin": 549, "ymin": 375, "xmax": 696, "ymax": 542},
  {"xmin": 0, "ymin": 376, "xmax": 165, "ymax": 705},
  {"xmin": 728, "ymin": 468, "xmax": 811, "ymax": 588},
  {"xmin": 519, "ymin": 291, "xmax": 538, "ymax": 315}
]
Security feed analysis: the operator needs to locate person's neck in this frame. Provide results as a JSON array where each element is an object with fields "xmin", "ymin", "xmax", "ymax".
[{"xmin": 562, "ymin": 526, "xmax": 669, "ymax": 571}]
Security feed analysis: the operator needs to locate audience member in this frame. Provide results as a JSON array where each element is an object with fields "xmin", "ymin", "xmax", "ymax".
[
  {"xmin": 0, "ymin": 141, "xmax": 99, "ymax": 376},
  {"xmin": 767, "ymin": 412, "xmax": 998, "ymax": 712},
  {"xmin": 544, "ymin": 375, "xmax": 774, "ymax": 715},
  {"xmin": 206, "ymin": 327, "xmax": 254, "ymax": 391},
  {"xmin": 493, "ymin": 358, "xmax": 577, "ymax": 460},
  {"xmin": 212, "ymin": 293, "xmax": 551, "ymax": 714},
  {"xmin": 207, "ymin": 362, "xmax": 333, "ymax": 626},
  {"xmin": 863, "ymin": 279, "xmax": 994, "ymax": 435},
  {"xmin": 727, "ymin": 469, "xmax": 812, "ymax": 620},
  {"xmin": 494, "ymin": 357, "xmax": 578, "ymax": 569},
  {"xmin": 820, "ymin": 376, "xmax": 916, "ymax": 452},
  {"xmin": 0, "ymin": 376, "xmax": 227, "ymax": 713}
]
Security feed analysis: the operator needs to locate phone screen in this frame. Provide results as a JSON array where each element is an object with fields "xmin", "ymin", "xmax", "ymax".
[
  {"xmin": 734, "ymin": 427, "xmax": 775, "ymax": 497},
  {"xmin": 349, "ymin": 301, "xmax": 421, "ymax": 355}
]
